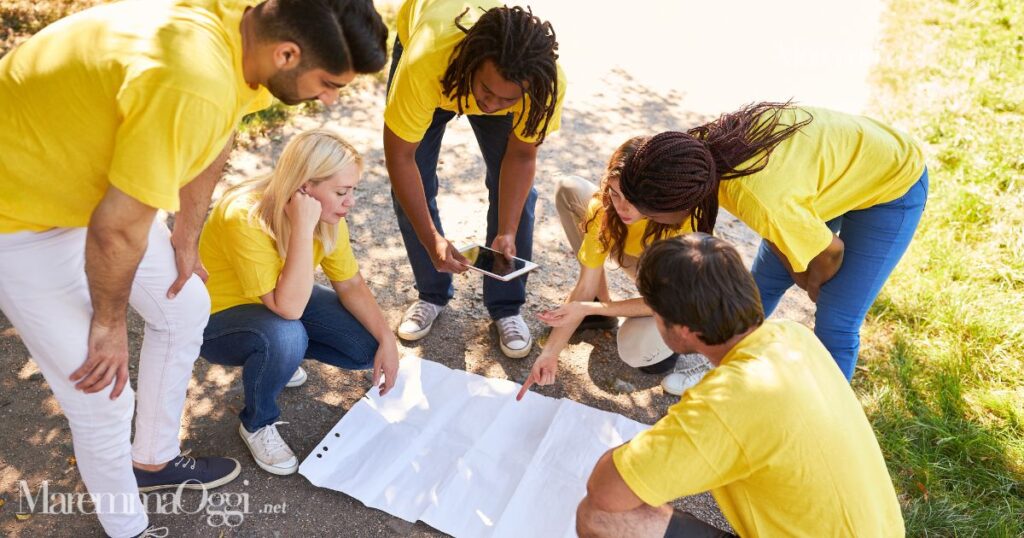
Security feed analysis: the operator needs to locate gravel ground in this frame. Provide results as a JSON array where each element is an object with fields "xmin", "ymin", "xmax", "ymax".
[{"xmin": 0, "ymin": 74, "xmax": 814, "ymax": 537}]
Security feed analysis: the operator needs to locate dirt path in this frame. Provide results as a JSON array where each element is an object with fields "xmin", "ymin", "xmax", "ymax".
[{"xmin": 0, "ymin": 0, "xmax": 890, "ymax": 533}]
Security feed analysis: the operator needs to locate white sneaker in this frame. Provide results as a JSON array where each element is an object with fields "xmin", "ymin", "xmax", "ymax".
[
  {"xmin": 238, "ymin": 422, "xmax": 298, "ymax": 476},
  {"xmin": 495, "ymin": 315, "xmax": 532, "ymax": 358},
  {"xmin": 286, "ymin": 366, "xmax": 307, "ymax": 388},
  {"xmin": 661, "ymin": 354, "xmax": 713, "ymax": 396},
  {"xmin": 398, "ymin": 300, "xmax": 444, "ymax": 341}
]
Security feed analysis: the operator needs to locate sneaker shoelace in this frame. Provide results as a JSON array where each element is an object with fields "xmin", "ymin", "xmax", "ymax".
[
  {"xmin": 140, "ymin": 526, "xmax": 169, "ymax": 538},
  {"xmin": 497, "ymin": 317, "xmax": 527, "ymax": 343},
  {"xmin": 171, "ymin": 455, "xmax": 197, "ymax": 470},
  {"xmin": 404, "ymin": 302, "xmax": 437, "ymax": 326},
  {"xmin": 251, "ymin": 421, "xmax": 292, "ymax": 458}
]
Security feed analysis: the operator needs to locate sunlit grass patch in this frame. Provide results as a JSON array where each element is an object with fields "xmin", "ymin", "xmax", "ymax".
[{"xmin": 864, "ymin": 0, "xmax": 1024, "ymax": 533}]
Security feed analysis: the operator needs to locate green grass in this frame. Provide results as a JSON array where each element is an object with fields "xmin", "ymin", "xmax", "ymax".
[{"xmin": 861, "ymin": 0, "xmax": 1024, "ymax": 534}]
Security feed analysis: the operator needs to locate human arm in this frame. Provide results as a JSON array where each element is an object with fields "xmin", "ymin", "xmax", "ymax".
[
  {"xmin": 332, "ymin": 273, "xmax": 400, "ymax": 395},
  {"xmin": 258, "ymin": 191, "xmax": 321, "ymax": 320},
  {"xmin": 518, "ymin": 297, "xmax": 651, "ymax": 401},
  {"xmin": 766, "ymin": 235, "xmax": 845, "ymax": 302},
  {"xmin": 585, "ymin": 447, "xmax": 646, "ymax": 513},
  {"xmin": 167, "ymin": 133, "xmax": 235, "ymax": 298},
  {"xmin": 491, "ymin": 135, "xmax": 539, "ymax": 257},
  {"xmin": 383, "ymin": 124, "xmax": 468, "ymax": 273},
  {"xmin": 73, "ymin": 186, "xmax": 158, "ymax": 399}
]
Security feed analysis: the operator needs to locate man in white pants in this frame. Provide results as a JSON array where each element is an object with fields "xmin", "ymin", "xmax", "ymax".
[{"xmin": 0, "ymin": 0, "xmax": 387, "ymax": 536}]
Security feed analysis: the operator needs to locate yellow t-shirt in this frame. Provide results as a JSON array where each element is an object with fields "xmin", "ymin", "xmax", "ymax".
[
  {"xmin": 0, "ymin": 0, "xmax": 273, "ymax": 232},
  {"xmin": 719, "ymin": 107, "xmax": 925, "ymax": 271},
  {"xmin": 384, "ymin": 0, "xmax": 567, "ymax": 143},
  {"xmin": 199, "ymin": 193, "xmax": 360, "ymax": 314},
  {"xmin": 578, "ymin": 198, "xmax": 693, "ymax": 269},
  {"xmin": 613, "ymin": 320, "xmax": 904, "ymax": 537}
]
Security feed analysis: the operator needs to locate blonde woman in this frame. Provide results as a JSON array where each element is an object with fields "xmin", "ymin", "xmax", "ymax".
[
  {"xmin": 199, "ymin": 129, "xmax": 399, "ymax": 475},
  {"xmin": 518, "ymin": 137, "xmax": 706, "ymax": 400}
]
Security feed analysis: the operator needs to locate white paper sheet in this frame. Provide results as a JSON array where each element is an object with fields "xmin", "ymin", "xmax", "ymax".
[{"xmin": 299, "ymin": 357, "xmax": 649, "ymax": 538}]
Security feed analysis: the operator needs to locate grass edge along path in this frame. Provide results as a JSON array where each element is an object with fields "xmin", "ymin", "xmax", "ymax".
[{"xmin": 862, "ymin": 0, "xmax": 1024, "ymax": 535}]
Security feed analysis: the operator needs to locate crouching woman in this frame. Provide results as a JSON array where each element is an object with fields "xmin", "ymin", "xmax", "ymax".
[{"xmin": 198, "ymin": 129, "xmax": 399, "ymax": 475}]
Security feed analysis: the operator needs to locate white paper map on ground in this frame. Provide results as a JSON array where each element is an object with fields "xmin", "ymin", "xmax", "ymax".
[{"xmin": 299, "ymin": 357, "xmax": 649, "ymax": 538}]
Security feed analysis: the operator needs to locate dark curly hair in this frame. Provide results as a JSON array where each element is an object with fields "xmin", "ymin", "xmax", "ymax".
[
  {"xmin": 584, "ymin": 136, "xmax": 681, "ymax": 267},
  {"xmin": 619, "ymin": 101, "xmax": 813, "ymax": 234},
  {"xmin": 440, "ymin": 5, "xmax": 559, "ymax": 144}
]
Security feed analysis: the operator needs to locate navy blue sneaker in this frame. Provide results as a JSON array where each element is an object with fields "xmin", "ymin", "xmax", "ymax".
[{"xmin": 134, "ymin": 455, "xmax": 240, "ymax": 493}]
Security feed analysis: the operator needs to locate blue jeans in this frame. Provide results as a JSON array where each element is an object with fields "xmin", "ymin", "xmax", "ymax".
[
  {"xmin": 753, "ymin": 168, "xmax": 929, "ymax": 380},
  {"xmin": 200, "ymin": 285, "xmax": 377, "ymax": 431},
  {"xmin": 386, "ymin": 39, "xmax": 538, "ymax": 319}
]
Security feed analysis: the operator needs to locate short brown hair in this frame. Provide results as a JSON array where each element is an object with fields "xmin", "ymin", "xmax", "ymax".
[{"xmin": 636, "ymin": 234, "xmax": 764, "ymax": 345}]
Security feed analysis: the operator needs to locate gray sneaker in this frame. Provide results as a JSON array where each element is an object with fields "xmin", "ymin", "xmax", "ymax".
[
  {"xmin": 398, "ymin": 300, "xmax": 444, "ymax": 341},
  {"xmin": 496, "ymin": 315, "xmax": 532, "ymax": 358}
]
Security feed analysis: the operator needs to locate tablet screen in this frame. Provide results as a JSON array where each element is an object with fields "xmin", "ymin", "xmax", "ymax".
[{"xmin": 466, "ymin": 246, "xmax": 527, "ymax": 277}]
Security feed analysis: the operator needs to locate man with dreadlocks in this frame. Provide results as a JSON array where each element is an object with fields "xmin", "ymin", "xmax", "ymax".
[
  {"xmin": 616, "ymin": 103, "xmax": 928, "ymax": 381},
  {"xmin": 383, "ymin": 0, "xmax": 565, "ymax": 358}
]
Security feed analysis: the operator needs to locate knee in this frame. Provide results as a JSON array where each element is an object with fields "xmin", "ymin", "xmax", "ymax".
[
  {"xmin": 262, "ymin": 322, "xmax": 308, "ymax": 371},
  {"xmin": 576, "ymin": 496, "xmax": 595, "ymax": 538},
  {"xmin": 555, "ymin": 175, "xmax": 590, "ymax": 209},
  {"xmin": 576, "ymin": 496, "xmax": 605, "ymax": 538}
]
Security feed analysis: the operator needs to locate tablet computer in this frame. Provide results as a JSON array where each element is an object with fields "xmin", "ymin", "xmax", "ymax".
[{"xmin": 458, "ymin": 244, "xmax": 539, "ymax": 281}]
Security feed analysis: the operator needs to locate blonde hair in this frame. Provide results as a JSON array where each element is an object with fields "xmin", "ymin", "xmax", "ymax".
[{"xmin": 222, "ymin": 129, "xmax": 362, "ymax": 258}]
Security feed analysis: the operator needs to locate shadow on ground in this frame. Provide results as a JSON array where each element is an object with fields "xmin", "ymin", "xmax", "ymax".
[{"xmin": 0, "ymin": 70, "xmax": 816, "ymax": 536}]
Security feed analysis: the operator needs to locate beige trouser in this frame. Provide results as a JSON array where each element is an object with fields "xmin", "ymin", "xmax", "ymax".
[{"xmin": 553, "ymin": 175, "xmax": 673, "ymax": 368}]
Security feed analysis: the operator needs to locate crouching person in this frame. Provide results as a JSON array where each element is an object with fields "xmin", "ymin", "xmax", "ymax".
[
  {"xmin": 576, "ymin": 234, "xmax": 904, "ymax": 537},
  {"xmin": 199, "ymin": 129, "xmax": 399, "ymax": 475}
]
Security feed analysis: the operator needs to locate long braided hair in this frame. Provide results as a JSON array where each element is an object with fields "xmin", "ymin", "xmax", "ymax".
[
  {"xmin": 440, "ymin": 5, "xmax": 559, "ymax": 144},
  {"xmin": 619, "ymin": 102, "xmax": 813, "ymax": 233},
  {"xmin": 584, "ymin": 136, "xmax": 681, "ymax": 266}
]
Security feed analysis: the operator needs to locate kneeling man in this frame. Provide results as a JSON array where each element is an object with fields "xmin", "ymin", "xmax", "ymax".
[{"xmin": 576, "ymin": 233, "xmax": 904, "ymax": 537}]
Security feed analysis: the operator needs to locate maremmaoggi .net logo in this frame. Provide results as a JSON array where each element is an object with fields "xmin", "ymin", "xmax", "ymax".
[{"xmin": 16, "ymin": 479, "xmax": 286, "ymax": 528}]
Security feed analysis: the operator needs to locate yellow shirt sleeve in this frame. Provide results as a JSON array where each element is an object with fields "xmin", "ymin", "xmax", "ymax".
[
  {"xmin": 613, "ymin": 383, "xmax": 752, "ymax": 506},
  {"xmin": 383, "ymin": 48, "xmax": 444, "ymax": 143},
  {"xmin": 219, "ymin": 218, "xmax": 283, "ymax": 300},
  {"xmin": 320, "ymin": 219, "xmax": 360, "ymax": 282},
  {"xmin": 723, "ymin": 181, "xmax": 834, "ymax": 272},
  {"xmin": 108, "ymin": 79, "xmax": 233, "ymax": 211}
]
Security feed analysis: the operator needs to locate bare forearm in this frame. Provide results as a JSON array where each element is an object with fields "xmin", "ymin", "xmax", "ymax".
[
  {"xmin": 271, "ymin": 229, "xmax": 316, "ymax": 318},
  {"xmin": 384, "ymin": 127, "xmax": 437, "ymax": 247},
  {"xmin": 497, "ymin": 154, "xmax": 536, "ymax": 236},
  {"xmin": 336, "ymin": 276, "xmax": 395, "ymax": 345},
  {"xmin": 585, "ymin": 297, "xmax": 651, "ymax": 318},
  {"xmin": 86, "ymin": 222, "xmax": 150, "ymax": 324},
  {"xmin": 173, "ymin": 134, "xmax": 233, "ymax": 246},
  {"xmin": 805, "ymin": 236, "xmax": 845, "ymax": 289},
  {"xmin": 539, "ymin": 273, "xmax": 602, "ymax": 359},
  {"xmin": 389, "ymin": 159, "xmax": 438, "ymax": 245}
]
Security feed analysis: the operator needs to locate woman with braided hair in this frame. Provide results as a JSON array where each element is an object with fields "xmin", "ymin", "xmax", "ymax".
[
  {"xmin": 383, "ymin": 0, "xmax": 566, "ymax": 358},
  {"xmin": 618, "ymin": 102, "xmax": 928, "ymax": 380},
  {"xmin": 516, "ymin": 138, "xmax": 704, "ymax": 400}
]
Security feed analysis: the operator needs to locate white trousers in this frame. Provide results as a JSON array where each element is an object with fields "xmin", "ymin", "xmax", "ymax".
[
  {"xmin": 553, "ymin": 175, "xmax": 674, "ymax": 368},
  {"xmin": 0, "ymin": 220, "xmax": 209, "ymax": 537}
]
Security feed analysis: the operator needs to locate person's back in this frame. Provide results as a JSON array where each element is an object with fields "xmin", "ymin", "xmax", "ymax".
[
  {"xmin": 578, "ymin": 234, "xmax": 903, "ymax": 538},
  {"xmin": 658, "ymin": 319, "xmax": 904, "ymax": 536},
  {"xmin": 0, "ymin": 0, "xmax": 267, "ymax": 232}
]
